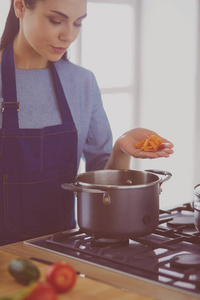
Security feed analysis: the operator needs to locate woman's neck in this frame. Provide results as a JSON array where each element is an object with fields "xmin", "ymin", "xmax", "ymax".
[{"xmin": 13, "ymin": 36, "xmax": 49, "ymax": 70}]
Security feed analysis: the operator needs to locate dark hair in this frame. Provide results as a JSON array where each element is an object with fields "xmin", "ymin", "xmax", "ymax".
[
  {"xmin": 0, "ymin": 0, "xmax": 68, "ymax": 59},
  {"xmin": 0, "ymin": 0, "xmax": 38, "ymax": 50}
]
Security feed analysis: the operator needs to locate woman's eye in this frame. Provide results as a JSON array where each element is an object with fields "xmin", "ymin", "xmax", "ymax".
[
  {"xmin": 49, "ymin": 18, "xmax": 62, "ymax": 25},
  {"xmin": 74, "ymin": 22, "xmax": 82, "ymax": 27}
]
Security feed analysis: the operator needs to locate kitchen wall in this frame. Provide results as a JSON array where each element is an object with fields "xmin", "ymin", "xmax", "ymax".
[
  {"xmin": 0, "ymin": 0, "xmax": 199, "ymax": 209},
  {"xmin": 137, "ymin": 0, "xmax": 198, "ymax": 208},
  {"xmin": 72, "ymin": 0, "xmax": 199, "ymax": 209},
  {"xmin": 0, "ymin": 2, "xmax": 9, "ymax": 33}
]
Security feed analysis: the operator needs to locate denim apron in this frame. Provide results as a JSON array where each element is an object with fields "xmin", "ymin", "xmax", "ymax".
[{"xmin": 0, "ymin": 42, "xmax": 77, "ymax": 245}]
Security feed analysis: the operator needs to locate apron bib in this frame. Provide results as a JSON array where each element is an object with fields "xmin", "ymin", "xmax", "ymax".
[{"xmin": 0, "ymin": 42, "xmax": 77, "ymax": 245}]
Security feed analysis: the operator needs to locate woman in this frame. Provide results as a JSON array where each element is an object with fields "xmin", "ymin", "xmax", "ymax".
[{"xmin": 0, "ymin": 0, "xmax": 173, "ymax": 245}]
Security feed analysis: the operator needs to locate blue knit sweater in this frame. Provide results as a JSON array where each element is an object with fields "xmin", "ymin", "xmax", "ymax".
[{"xmin": 0, "ymin": 59, "xmax": 113, "ymax": 171}]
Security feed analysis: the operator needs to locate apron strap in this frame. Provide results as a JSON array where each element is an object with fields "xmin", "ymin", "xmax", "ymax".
[
  {"xmin": 1, "ymin": 42, "xmax": 19, "ymax": 128},
  {"xmin": 50, "ymin": 62, "xmax": 74, "ymax": 124}
]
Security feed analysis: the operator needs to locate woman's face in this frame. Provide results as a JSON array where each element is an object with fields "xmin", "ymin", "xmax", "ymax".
[{"xmin": 15, "ymin": 0, "xmax": 87, "ymax": 62}]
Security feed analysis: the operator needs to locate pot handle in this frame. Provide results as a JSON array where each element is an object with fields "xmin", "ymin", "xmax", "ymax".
[
  {"xmin": 61, "ymin": 183, "xmax": 111, "ymax": 205},
  {"xmin": 145, "ymin": 169, "xmax": 172, "ymax": 185}
]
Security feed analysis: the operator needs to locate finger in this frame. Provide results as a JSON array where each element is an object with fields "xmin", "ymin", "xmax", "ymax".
[
  {"xmin": 134, "ymin": 150, "xmax": 159, "ymax": 159},
  {"xmin": 135, "ymin": 148, "xmax": 173, "ymax": 158},
  {"xmin": 161, "ymin": 142, "xmax": 174, "ymax": 148},
  {"xmin": 156, "ymin": 149, "xmax": 174, "ymax": 157},
  {"xmin": 158, "ymin": 147, "xmax": 174, "ymax": 154},
  {"xmin": 150, "ymin": 133, "xmax": 174, "ymax": 147}
]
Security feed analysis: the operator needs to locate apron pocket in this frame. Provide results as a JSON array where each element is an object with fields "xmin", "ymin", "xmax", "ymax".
[{"xmin": 3, "ymin": 169, "xmax": 75, "ymax": 238}]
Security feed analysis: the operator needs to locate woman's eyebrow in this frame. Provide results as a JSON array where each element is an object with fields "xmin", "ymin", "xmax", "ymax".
[{"xmin": 50, "ymin": 10, "xmax": 87, "ymax": 20}]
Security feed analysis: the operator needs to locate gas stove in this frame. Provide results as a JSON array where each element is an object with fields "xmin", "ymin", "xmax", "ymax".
[{"xmin": 25, "ymin": 203, "xmax": 200, "ymax": 299}]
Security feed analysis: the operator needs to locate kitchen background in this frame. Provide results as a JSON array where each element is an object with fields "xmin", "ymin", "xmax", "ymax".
[{"xmin": 0, "ymin": 0, "xmax": 199, "ymax": 209}]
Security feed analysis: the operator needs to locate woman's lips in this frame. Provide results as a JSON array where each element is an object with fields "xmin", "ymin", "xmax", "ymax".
[{"xmin": 51, "ymin": 46, "xmax": 67, "ymax": 54}]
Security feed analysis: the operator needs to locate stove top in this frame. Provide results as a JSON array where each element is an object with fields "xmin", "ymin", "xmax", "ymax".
[{"xmin": 25, "ymin": 203, "xmax": 200, "ymax": 298}]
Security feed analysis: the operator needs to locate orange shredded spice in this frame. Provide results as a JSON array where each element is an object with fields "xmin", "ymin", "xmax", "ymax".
[{"xmin": 135, "ymin": 135, "xmax": 164, "ymax": 152}]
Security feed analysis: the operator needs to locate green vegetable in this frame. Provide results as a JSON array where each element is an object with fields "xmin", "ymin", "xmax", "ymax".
[
  {"xmin": 0, "ymin": 281, "xmax": 36, "ymax": 300},
  {"xmin": 8, "ymin": 258, "xmax": 40, "ymax": 285}
]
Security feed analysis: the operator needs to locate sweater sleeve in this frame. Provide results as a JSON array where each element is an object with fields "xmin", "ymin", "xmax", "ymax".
[{"xmin": 83, "ymin": 74, "xmax": 113, "ymax": 171}]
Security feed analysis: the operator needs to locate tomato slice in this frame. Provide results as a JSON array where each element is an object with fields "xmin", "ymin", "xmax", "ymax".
[
  {"xmin": 24, "ymin": 282, "xmax": 58, "ymax": 300},
  {"xmin": 45, "ymin": 262, "xmax": 77, "ymax": 293}
]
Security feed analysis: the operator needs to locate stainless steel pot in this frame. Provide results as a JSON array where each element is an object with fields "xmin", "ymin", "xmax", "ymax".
[
  {"xmin": 62, "ymin": 169, "xmax": 172, "ymax": 239},
  {"xmin": 193, "ymin": 184, "xmax": 200, "ymax": 231}
]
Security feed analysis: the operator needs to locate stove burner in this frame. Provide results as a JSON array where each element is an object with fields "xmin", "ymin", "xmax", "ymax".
[
  {"xmin": 91, "ymin": 237, "xmax": 129, "ymax": 247},
  {"xmin": 167, "ymin": 216, "xmax": 194, "ymax": 228},
  {"xmin": 171, "ymin": 253, "xmax": 200, "ymax": 268},
  {"xmin": 24, "ymin": 203, "xmax": 200, "ymax": 297}
]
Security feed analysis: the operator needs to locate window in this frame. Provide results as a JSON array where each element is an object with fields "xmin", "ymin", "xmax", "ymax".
[
  {"xmin": 71, "ymin": 0, "xmax": 137, "ymax": 143},
  {"xmin": 138, "ymin": 0, "xmax": 198, "ymax": 208},
  {"xmin": 71, "ymin": 0, "xmax": 199, "ymax": 209}
]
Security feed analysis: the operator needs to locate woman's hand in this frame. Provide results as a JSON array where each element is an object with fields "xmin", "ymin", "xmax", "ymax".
[
  {"xmin": 104, "ymin": 128, "xmax": 174, "ymax": 169},
  {"xmin": 117, "ymin": 128, "xmax": 174, "ymax": 159}
]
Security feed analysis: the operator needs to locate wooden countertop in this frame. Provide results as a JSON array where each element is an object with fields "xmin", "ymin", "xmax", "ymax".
[
  {"xmin": 1, "ymin": 237, "xmax": 200, "ymax": 300},
  {"xmin": 0, "ymin": 245, "xmax": 153, "ymax": 300}
]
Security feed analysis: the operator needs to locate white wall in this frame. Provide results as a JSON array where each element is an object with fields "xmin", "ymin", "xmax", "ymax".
[
  {"xmin": 138, "ymin": 0, "xmax": 198, "ymax": 208},
  {"xmin": 0, "ymin": 1, "xmax": 9, "ymax": 36},
  {"xmin": 80, "ymin": 0, "xmax": 199, "ymax": 209}
]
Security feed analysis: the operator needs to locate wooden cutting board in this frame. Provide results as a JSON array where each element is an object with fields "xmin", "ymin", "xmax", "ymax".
[{"xmin": 0, "ymin": 249, "xmax": 153, "ymax": 300}]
